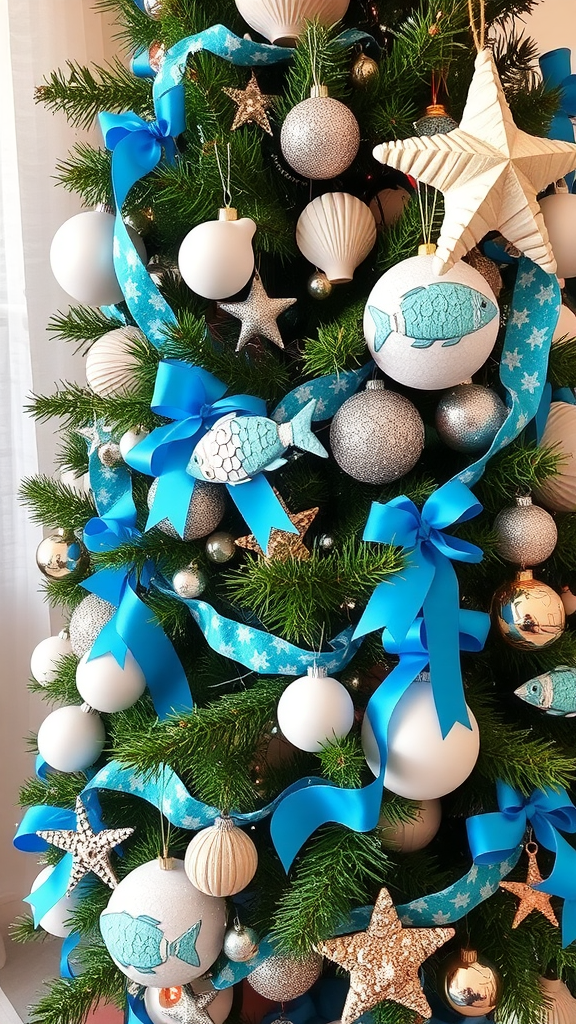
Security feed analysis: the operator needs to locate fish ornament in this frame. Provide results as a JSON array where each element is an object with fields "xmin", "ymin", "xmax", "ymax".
[
  {"xmin": 188, "ymin": 399, "xmax": 328, "ymax": 485},
  {"xmin": 100, "ymin": 910, "xmax": 201, "ymax": 975},
  {"xmin": 368, "ymin": 281, "xmax": 498, "ymax": 351},
  {"xmin": 515, "ymin": 666, "xmax": 576, "ymax": 717}
]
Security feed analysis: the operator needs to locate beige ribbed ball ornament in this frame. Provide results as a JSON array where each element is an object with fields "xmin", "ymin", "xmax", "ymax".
[
  {"xmin": 533, "ymin": 402, "xmax": 576, "ymax": 512},
  {"xmin": 184, "ymin": 817, "xmax": 258, "ymax": 897},
  {"xmin": 86, "ymin": 326, "xmax": 145, "ymax": 397}
]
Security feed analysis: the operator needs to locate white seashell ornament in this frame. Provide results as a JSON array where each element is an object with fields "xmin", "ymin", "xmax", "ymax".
[
  {"xmin": 280, "ymin": 85, "xmax": 360, "ymax": 180},
  {"xmin": 234, "ymin": 0, "xmax": 350, "ymax": 45},
  {"xmin": 184, "ymin": 816, "xmax": 258, "ymax": 897},
  {"xmin": 296, "ymin": 192, "xmax": 376, "ymax": 283},
  {"xmin": 86, "ymin": 326, "xmax": 145, "ymax": 397},
  {"xmin": 500, "ymin": 977, "xmax": 576, "ymax": 1023},
  {"xmin": 533, "ymin": 402, "xmax": 576, "ymax": 512},
  {"xmin": 178, "ymin": 208, "xmax": 256, "ymax": 300}
]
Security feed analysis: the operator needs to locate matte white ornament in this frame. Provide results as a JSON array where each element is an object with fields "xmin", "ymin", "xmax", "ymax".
[
  {"xmin": 86, "ymin": 326, "xmax": 144, "ymax": 397},
  {"xmin": 60, "ymin": 469, "xmax": 91, "ymax": 493},
  {"xmin": 37, "ymin": 705, "xmax": 106, "ymax": 773},
  {"xmin": 31, "ymin": 865, "xmax": 79, "ymax": 938},
  {"xmin": 280, "ymin": 89, "xmax": 360, "ymax": 180},
  {"xmin": 553, "ymin": 304, "xmax": 576, "ymax": 346},
  {"xmin": 277, "ymin": 666, "xmax": 355, "ymax": 752},
  {"xmin": 379, "ymin": 799, "xmax": 442, "ymax": 853},
  {"xmin": 76, "ymin": 650, "xmax": 146, "ymax": 714},
  {"xmin": 50, "ymin": 210, "xmax": 147, "ymax": 305},
  {"xmin": 184, "ymin": 816, "xmax": 258, "ymax": 896},
  {"xmin": 119, "ymin": 427, "xmax": 150, "ymax": 460},
  {"xmin": 178, "ymin": 209, "xmax": 256, "ymax": 300},
  {"xmin": 234, "ymin": 0, "xmax": 350, "ymax": 44},
  {"xmin": 500, "ymin": 977, "xmax": 576, "ymax": 1024},
  {"xmin": 100, "ymin": 858, "xmax": 226, "ymax": 987},
  {"xmin": 534, "ymin": 402, "xmax": 576, "ymax": 512},
  {"xmin": 144, "ymin": 978, "xmax": 233, "ymax": 1024},
  {"xmin": 540, "ymin": 193, "xmax": 576, "ymax": 281},
  {"xmin": 362, "ymin": 675, "xmax": 480, "ymax": 799},
  {"xmin": 296, "ymin": 192, "xmax": 376, "ymax": 284},
  {"xmin": 364, "ymin": 254, "xmax": 499, "ymax": 390},
  {"xmin": 373, "ymin": 49, "xmax": 576, "ymax": 275},
  {"xmin": 31, "ymin": 633, "xmax": 72, "ymax": 685}
]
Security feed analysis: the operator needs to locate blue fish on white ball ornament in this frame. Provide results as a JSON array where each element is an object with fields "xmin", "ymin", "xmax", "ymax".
[
  {"xmin": 100, "ymin": 911, "xmax": 201, "ymax": 974},
  {"xmin": 188, "ymin": 400, "xmax": 328, "ymax": 485},
  {"xmin": 368, "ymin": 282, "xmax": 498, "ymax": 350},
  {"xmin": 515, "ymin": 666, "xmax": 576, "ymax": 717}
]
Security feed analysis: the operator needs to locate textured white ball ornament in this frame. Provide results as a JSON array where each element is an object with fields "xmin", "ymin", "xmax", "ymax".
[
  {"xmin": 296, "ymin": 192, "xmax": 376, "ymax": 283},
  {"xmin": 50, "ymin": 210, "xmax": 147, "ymax": 306},
  {"xmin": 553, "ymin": 304, "xmax": 576, "ymax": 345},
  {"xmin": 76, "ymin": 650, "xmax": 146, "ymax": 714},
  {"xmin": 362, "ymin": 675, "xmax": 480, "ymax": 799},
  {"xmin": 277, "ymin": 666, "xmax": 354, "ymax": 753},
  {"xmin": 379, "ymin": 798, "xmax": 442, "ymax": 853},
  {"xmin": 69, "ymin": 593, "xmax": 116, "ymax": 658},
  {"xmin": 30, "ymin": 633, "xmax": 72, "ymax": 685},
  {"xmin": 234, "ymin": 0, "xmax": 350, "ymax": 44},
  {"xmin": 364, "ymin": 254, "xmax": 499, "ymax": 390},
  {"xmin": 100, "ymin": 858, "xmax": 226, "ymax": 987},
  {"xmin": 184, "ymin": 816, "xmax": 258, "ymax": 897},
  {"xmin": 281, "ymin": 89, "xmax": 360, "ymax": 180},
  {"xmin": 540, "ymin": 193, "xmax": 576, "ymax": 280},
  {"xmin": 144, "ymin": 979, "xmax": 233, "ymax": 1024},
  {"xmin": 86, "ymin": 326, "xmax": 145, "ymax": 398},
  {"xmin": 37, "ymin": 705, "xmax": 106, "ymax": 773},
  {"xmin": 178, "ymin": 210, "xmax": 256, "ymax": 300},
  {"xmin": 533, "ymin": 402, "xmax": 576, "ymax": 512},
  {"xmin": 30, "ymin": 865, "xmax": 79, "ymax": 938},
  {"xmin": 119, "ymin": 427, "xmax": 150, "ymax": 460}
]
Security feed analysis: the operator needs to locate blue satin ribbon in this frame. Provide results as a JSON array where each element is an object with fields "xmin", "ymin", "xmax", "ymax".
[
  {"xmin": 271, "ymin": 363, "xmax": 374, "ymax": 424},
  {"xmin": 80, "ymin": 419, "xmax": 132, "ymax": 516},
  {"xmin": 131, "ymin": 46, "xmax": 159, "ymax": 79},
  {"xmin": 60, "ymin": 931, "xmax": 81, "ymax": 979},
  {"xmin": 540, "ymin": 48, "xmax": 576, "ymax": 189},
  {"xmin": 467, "ymin": 781, "xmax": 576, "ymax": 946},
  {"xmin": 353, "ymin": 481, "xmax": 483, "ymax": 737}
]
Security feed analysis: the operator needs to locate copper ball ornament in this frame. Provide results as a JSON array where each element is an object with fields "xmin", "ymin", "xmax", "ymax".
[
  {"xmin": 350, "ymin": 53, "xmax": 379, "ymax": 87},
  {"xmin": 36, "ymin": 530, "xmax": 89, "ymax": 579},
  {"xmin": 439, "ymin": 947, "xmax": 502, "ymax": 1017},
  {"xmin": 494, "ymin": 496, "xmax": 557, "ymax": 566},
  {"xmin": 491, "ymin": 570, "xmax": 565, "ymax": 649}
]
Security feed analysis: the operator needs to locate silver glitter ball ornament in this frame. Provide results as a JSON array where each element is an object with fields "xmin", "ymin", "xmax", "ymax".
[
  {"xmin": 494, "ymin": 496, "xmax": 557, "ymax": 567},
  {"xmin": 414, "ymin": 103, "xmax": 458, "ymax": 137},
  {"xmin": 69, "ymin": 593, "xmax": 116, "ymax": 657},
  {"xmin": 435, "ymin": 383, "xmax": 507, "ymax": 454},
  {"xmin": 318, "ymin": 532, "xmax": 335, "ymax": 552},
  {"xmin": 247, "ymin": 951, "xmax": 322, "ymax": 1001},
  {"xmin": 172, "ymin": 564, "xmax": 207, "ymax": 599},
  {"xmin": 307, "ymin": 271, "xmax": 333, "ymax": 300},
  {"xmin": 280, "ymin": 87, "xmax": 360, "ymax": 180},
  {"xmin": 223, "ymin": 922, "xmax": 259, "ymax": 962},
  {"xmin": 98, "ymin": 441, "xmax": 123, "ymax": 468},
  {"xmin": 205, "ymin": 532, "xmax": 236, "ymax": 564},
  {"xmin": 330, "ymin": 381, "xmax": 424, "ymax": 484},
  {"xmin": 148, "ymin": 478, "xmax": 226, "ymax": 541}
]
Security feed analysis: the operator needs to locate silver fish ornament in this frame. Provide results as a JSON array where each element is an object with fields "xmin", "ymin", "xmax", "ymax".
[
  {"xmin": 515, "ymin": 665, "xmax": 576, "ymax": 717},
  {"xmin": 100, "ymin": 910, "xmax": 201, "ymax": 974},
  {"xmin": 369, "ymin": 282, "xmax": 498, "ymax": 351},
  {"xmin": 188, "ymin": 399, "xmax": 328, "ymax": 485}
]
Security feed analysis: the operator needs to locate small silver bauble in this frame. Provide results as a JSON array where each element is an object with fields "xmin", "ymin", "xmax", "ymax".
[
  {"xmin": 36, "ymin": 530, "xmax": 89, "ymax": 579},
  {"xmin": 98, "ymin": 441, "xmax": 123, "ymax": 468},
  {"xmin": 205, "ymin": 532, "xmax": 236, "ymax": 564},
  {"xmin": 247, "ymin": 951, "xmax": 322, "ymax": 1001},
  {"xmin": 318, "ymin": 532, "xmax": 335, "ymax": 552},
  {"xmin": 143, "ymin": 0, "xmax": 162, "ymax": 17},
  {"xmin": 435, "ymin": 383, "xmax": 507, "ymax": 454},
  {"xmin": 494, "ymin": 496, "xmax": 557, "ymax": 566},
  {"xmin": 147, "ymin": 256, "xmax": 181, "ymax": 287},
  {"xmin": 69, "ymin": 593, "xmax": 116, "ymax": 657},
  {"xmin": 148, "ymin": 478, "xmax": 226, "ymax": 541},
  {"xmin": 414, "ymin": 103, "xmax": 458, "ymax": 137},
  {"xmin": 330, "ymin": 380, "xmax": 424, "ymax": 484},
  {"xmin": 172, "ymin": 564, "xmax": 207, "ymax": 599},
  {"xmin": 280, "ymin": 85, "xmax": 360, "ymax": 180},
  {"xmin": 223, "ymin": 922, "xmax": 259, "ymax": 962},
  {"xmin": 307, "ymin": 270, "xmax": 333, "ymax": 300}
]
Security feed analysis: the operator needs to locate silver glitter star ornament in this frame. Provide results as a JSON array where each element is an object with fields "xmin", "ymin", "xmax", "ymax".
[
  {"xmin": 218, "ymin": 274, "xmax": 296, "ymax": 352},
  {"xmin": 37, "ymin": 796, "xmax": 134, "ymax": 894},
  {"xmin": 154, "ymin": 986, "xmax": 217, "ymax": 1024}
]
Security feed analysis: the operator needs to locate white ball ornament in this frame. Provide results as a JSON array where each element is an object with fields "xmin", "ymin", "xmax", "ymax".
[
  {"xmin": 234, "ymin": 0, "xmax": 350, "ymax": 44},
  {"xmin": 540, "ymin": 193, "xmax": 576, "ymax": 280},
  {"xmin": 281, "ymin": 86, "xmax": 360, "ymax": 180},
  {"xmin": 379, "ymin": 798, "xmax": 442, "ymax": 853},
  {"xmin": 184, "ymin": 816, "xmax": 258, "ymax": 897},
  {"xmin": 533, "ymin": 402, "xmax": 576, "ymax": 512},
  {"xmin": 100, "ymin": 858, "xmax": 226, "ymax": 988},
  {"xmin": 296, "ymin": 192, "xmax": 376, "ymax": 284},
  {"xmin": 30, "ymin": 632, "xmax": 72, "ymax": 685},
  {"xmin": 60, "ymin": 469, "xmax": 91, "ymax": 493},
  {"xmin": 178, "ymin": 209, "xmax": 256, "ymax": 300},
  {"xmin": 119, "ymin": 426, "xmax": 150, "ymax": 460},
  {"xmin": 144, "ymin": 979, "xmax": 233, "ymax": 1024},
  {"xmin": 86, "ymin": 326, "xmax": 145, "ymax": 398},
  {"xmin": 37, "ymin": 705, "xmax": 106, "ymax": 773},
  {"xmin": 277, "ymin": 666, "xmax": 354, "ymax": 753},
  {"xmin": 364, "ymin": 254, "xmax": 500, "ymax": 390},
  {"xmin": 362, "ymin": 675, "xmax": 480, "ymax": 799},
  {"xmin": 76, "ymin": 650, "xmax": 146, "ymax": 714},
  {"xmin": 50, "ymin": 209, "xmax": 147, "ymax": 306},
  {"xmin": 553, "ymin": 303, "xmax": 576, "ymax": 345},
  {"xmin": 30, "ymin": 865, "xmax": 79, "ymax": 938}
]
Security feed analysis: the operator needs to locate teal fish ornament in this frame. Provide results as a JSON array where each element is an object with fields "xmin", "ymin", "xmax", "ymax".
[
  {"xmin": 100, "ymin": 911, "xmax": 201, "ymax": 975},
  {"xmin": 515, "ymin": 666, "xmax": 576, "ymax": 717},
  {"xmin": 188, "ymin": 399, "xmax": 328, "ymax": 485},
  {"xmin": 369, "ymin": 282, "xmax": 498, "ymax": 351}
]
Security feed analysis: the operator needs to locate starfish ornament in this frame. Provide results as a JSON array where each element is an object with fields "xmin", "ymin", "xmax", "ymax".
[
  {"xmin": 236, "ymin": 492, "xmax": 319, "ymax": 561},
  {"xmin": 373, "ymin": 48, "xmax": 576, "ymax": 276},
  {"xmin": 500, "ymin": 843, "xmax": 559, "ymax": 929},
  {"xmin": 218, "ymin": 274, "xmax": 296, "ymax": 352},
  {"xmin": 157, "ymin": 985, "xmax": 217, "ymax": 1024},
  {"xmin": 318, "ymin": 887, "xmax": 454, "ymax": 1022},
  {"xmin": 36, "ymin": 796, "xmax": 134, "ymax": 894},
  {"xmin": 223, "ymin": 71, "xmax": 276, "ymax": 134}
]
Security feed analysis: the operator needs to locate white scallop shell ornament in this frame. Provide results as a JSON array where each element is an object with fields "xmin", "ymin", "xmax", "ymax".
[
  {"xmin": 86, "ymin": 326, "xmax": 145, "ymax": 397},
  {"xmin": 178, "ymin": 208, "xmax": 256, "ymax": 301},
  {"xmin": 296, "ymin": 192, "xmax": 376, "ymax": 284},
  {"xmin": 235, "ymin": 0, "xmax": 350, "ymax": 44}
]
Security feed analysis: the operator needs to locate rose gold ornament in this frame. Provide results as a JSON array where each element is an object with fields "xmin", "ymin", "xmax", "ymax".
[{"xmin": 491, "ymin": 570, "xmax": 565, "ymax": 649}]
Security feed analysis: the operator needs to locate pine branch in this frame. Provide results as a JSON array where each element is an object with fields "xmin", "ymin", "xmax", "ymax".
[
  {"xmin": 10, "ymin": 915, "xmax": 48, "ymax": 945},
  {"xmin": 276, "ymin": 21, "xmax": 353, "ymax": 122},
  {"xmin": 19, "ymin": 477, "xmax": 96, "ymax": 533},
  {"xmin": 476, "ymin": 441, "xmax": 563, "ymax": 511},
  {"xmin": 28, "ymin": 946, "xmax": 125, "ymax": 1024},
  {"xmin": 93, "ymin": 0, "xmax": 158, "ymax": 54},
  {"xmin": 54, "ymin": 144, "xmax": 114, "ymax": 210},
  {"xmin": 30, "ymin": 654, "xmax": 80, "ymax": 707},
  {"xmin": 548, "ymin": 338, "xmax": 576, "ymax": 388},
  {"xmin": 48, "ymin": 304, "xmax": 124, "ymax": 354},
  {"xmin": 27, "ymin": 383, "xmax": 161, "ymax": 434},
  {"xmin": 302, "ymin": 301, "xmax": 366, "ymax": 377},
  {"xmin": 54, "ymin": 432, "xmax": 90, "ymax": 476},
  {"xmin": 317, "ymin": 734, "xmax": 366, "ymax": 788},
  {"xmin": 35, "ymin": 59, "xmax": 153, "ymax": 130}
]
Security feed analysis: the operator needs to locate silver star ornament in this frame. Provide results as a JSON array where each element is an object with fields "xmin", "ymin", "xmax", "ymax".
[
  {"xmin": 218, "ymin": 274, "xmax": 296, "ymax": 351},
  {"xmin": 159, "ymin": 986, "xmax": 218, "ymax": 1024},
  {"xmin": 36, "ymin": 796, "xmax": 134, "ymax": 894}
]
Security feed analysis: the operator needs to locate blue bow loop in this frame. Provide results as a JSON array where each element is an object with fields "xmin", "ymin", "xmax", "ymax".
[{"xmin": 539, "ymin": 48, "xmax": 576, "ymax": 188}]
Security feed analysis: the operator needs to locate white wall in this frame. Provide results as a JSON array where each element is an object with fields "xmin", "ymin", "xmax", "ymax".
[{"xmin": 521, "ymin": 0, "xmax": 576, "ymax": 64}]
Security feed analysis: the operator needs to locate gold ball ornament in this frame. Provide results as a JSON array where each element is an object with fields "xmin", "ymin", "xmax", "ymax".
[
  {"xmin": 36, "ymin": 530, "xmax": 89, "ymax": 579},
  {"xmin": 205, "ymin": 532, "xmax": 236, "ymax": 564},
  {"xmin": 350, "ymin": 53, "xmax": 379, "ymax": 87},
  {"xmin": 184, "ymin": 816, "xmax": 258, "ymax": 897},
  {"xmin": 439, "ymin": 947, "xmax": 502, "ymax": 1017},
  {"xmin": 491, "ymin": 569, "xmax": 565, "ymax": 649},
  {"xmin": 307, "ymin": 270, "xmax": 333, "ymax": 300}
]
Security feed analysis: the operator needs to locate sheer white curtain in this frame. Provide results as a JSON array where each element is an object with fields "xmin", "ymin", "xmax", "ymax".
[{"xmin": 0, "ymin": 0, "xmax": 116, "ymax": 945}]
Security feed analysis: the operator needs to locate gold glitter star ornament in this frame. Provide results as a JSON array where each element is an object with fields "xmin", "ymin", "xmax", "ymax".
[
  {"xmin": 223, "ymin": 71, "xmax": 276, "ymax": 134},
  {"xmin": 236, "ymin": 494, "xmax": 319, "ymax": 560},
  {"xmin": 218, "ymin": 273, "xmax": 296, "ymax": 352},
  {"xmin": 36, "ymin": 796, "xmax": 134, "ymax": 894},
  {"xmin": 500, "ymin": 842, "xmax": 559, "ymax": 929},
  {"xmin": 318, "ymin": 887, "xmax": 455, "ymax": 1022}
]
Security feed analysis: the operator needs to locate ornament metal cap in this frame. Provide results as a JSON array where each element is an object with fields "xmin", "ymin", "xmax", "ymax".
[
  {"xmin": 516, "ymin": 568, "xmax": 534, "ymax": 582},
  {"xmin": 366, "ymin": 379, "xmax": 387, "ymax": 391},
  {"xmin": 158, "ymin": 855, "xmax": 175, "ymax": 870},
  {"xmin": 310, "ymin": 84, "xmax": 329, "ymax": 99},
  {"xmin": 460, "ymin": 948, "xmax": 478, "ymax": 964},
  {"xmin": 515, "ymin": 495, "xmax": 533, "ymax": 507},
  {"xmin": 418, "ymin": 242, "xmax": 437, "ymax": 256},
  {"xmin": 218, "ymin": 207, "xmax": 238, "ymax": 222},
  {"xmin": 307, "ymin": 664, "xmax": 328, "ymax": 678},
  {"xmin": 424, "ymin": 102, "xmax": 450, "ymax": 118},
  {"xmin": 95, "ymin": 202, "xmax": 115, "ymax": 216},
  {"xmin": 215, "ymin": 815, "xmax": 235, "ymax": 831},
  {"xmin": 80, "ymin": 702, "xmax": 97, "ymax": 715}
]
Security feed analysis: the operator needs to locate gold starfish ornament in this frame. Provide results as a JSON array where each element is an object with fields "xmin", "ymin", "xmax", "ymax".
[
  {"xmin": 236, "ymin": 500, "xmax": 319, "ymax": 561},
  {"xmin": 500, "ymin": 842, "xmax": 559, "ymax": 929},
  {"xmin": 223, "ymin": 71, "xmax": 276, "ymax": 134},
  {"xmin": 318, "ymin": 887, "xmax": 455, "ymax": 1022}
]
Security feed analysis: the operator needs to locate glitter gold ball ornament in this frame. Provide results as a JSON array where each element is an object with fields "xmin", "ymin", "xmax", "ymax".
[
  {"xmin": 280, "ymin": 85, "xmax": 360, "ymax": 180},
  {"xmin": 369, "ymin": 186, "xmax": 411, "ymax": 230},
  {"xmin": 439, "ymin": 947, "xmax": 502, "ymax": 1017},
  {"xmin": 494, "ymin": 496, "xmax": 557, "ymax": 566},
  {"xmin": 217, "ymin": 274, "xmax": 296, "ymax": 351},
  {"xmin": 223, "ymin": 71, "xmax": 276, "ymax": 134},
  {"xmin": 330, "ymin": 381, "xmax": 424, "ymax": 485},
  {"xmin": 148, "ymin": 479, "xmax": 226, "ymax": 541},
  {"xmin": 37, "ymin": 705, "xmax": 106, "ymax": 774},
  {"xmin": 178, "ymin": 208, "xmax": 257, "ymax": 301},
  {"xmin": 463, "ymin": 246, "xmax": 503, "ymax": 297},
  {"xmin": 533, "ymin": 402, "xmax": 576, "ymax": 513},
  {"xmin": 69, "ymin": 593, "xmax": 116, "ymax": 658},
  {"xmin": 491, "ymin": 570, "xmax": 565, "ymax": 649},
  {"xmin": 205, "ymin": 532, "xmax": 236, "ymax": 564},
  {"xmin": 350, "ymin": 52, "xmax": 379, "ymax": 87},
  {"xmin": 184, "ymin": 816, "xmax": 258, "ymax": 897},
  {"xmin": 307, "ymin": 270, "xmax": 333, "ymax": 300},
  {"xmin": 435, "ymin": 382, "xmax": 507, "ymax": 454},
  {"xmin": 234, "ymin": 0, "xmax": 350, "ymax": 45},
  {"xmin": 318, "ymin": 887, "xmax": 454, "ymax": 1022},
  {"xmin": 37, "ymin": 795, "xmax": 134, "ymax": 894},
  {"xmin": 98, "ymin": 441, "xmax": 123, "ymax": 468},
  {"xmin": 500, "ymin": 842, "xmax": 559, "ymax": 929},
  {"xmin": 414, "ymin": 102, "xmax": 458, "ymax": 136},
  {"xmin": 296, "ymin": 192, "xmax": 376, "ymax": 283},
  {"xmin": 277, "ymin": 666, "xmax": 355, "ymax": 752},
  {"xmin": 172, "ymin": 565, "xmax": 207, "ymax": 600},
  {"xmin": 30, "ymin": 631, "xmax": 72, "ymax": 686},
  {"xmin": 247, "ymin": 951, "xmax": 322, "ymax": 1001},
  {"xmin": 223, "ymin": 920, "xmax": 259, "ymax": 962},
  {"xmin": 36, "ymin": 530, "xmax": 89, "ymax": 579}
]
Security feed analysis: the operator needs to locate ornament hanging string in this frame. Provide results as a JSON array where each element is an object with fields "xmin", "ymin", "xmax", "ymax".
[
  {"xmin": 467, "ymin": 0, "xmax": 486, "ymax": 52},
  {"xmin": 214, "ymin": 141, "xmax": 233, "ymax": 209}
]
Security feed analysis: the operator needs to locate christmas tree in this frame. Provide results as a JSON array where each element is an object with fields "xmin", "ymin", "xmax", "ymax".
[{"xmin": 13, "ymin": 1, "xmax": 576, "ymax": 1022}]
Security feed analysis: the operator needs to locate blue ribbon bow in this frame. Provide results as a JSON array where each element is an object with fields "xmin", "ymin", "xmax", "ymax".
[
  {"xmin": 540, "ymin": 48, "xmax": 576, "ymax": 189},
  {"xmin": 467, "ymin": 781, "xmax": 576, "ymax": 946},
  {"xmin": 353, "ymin": 480, "xmax": 484, "ymax": 737}
]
